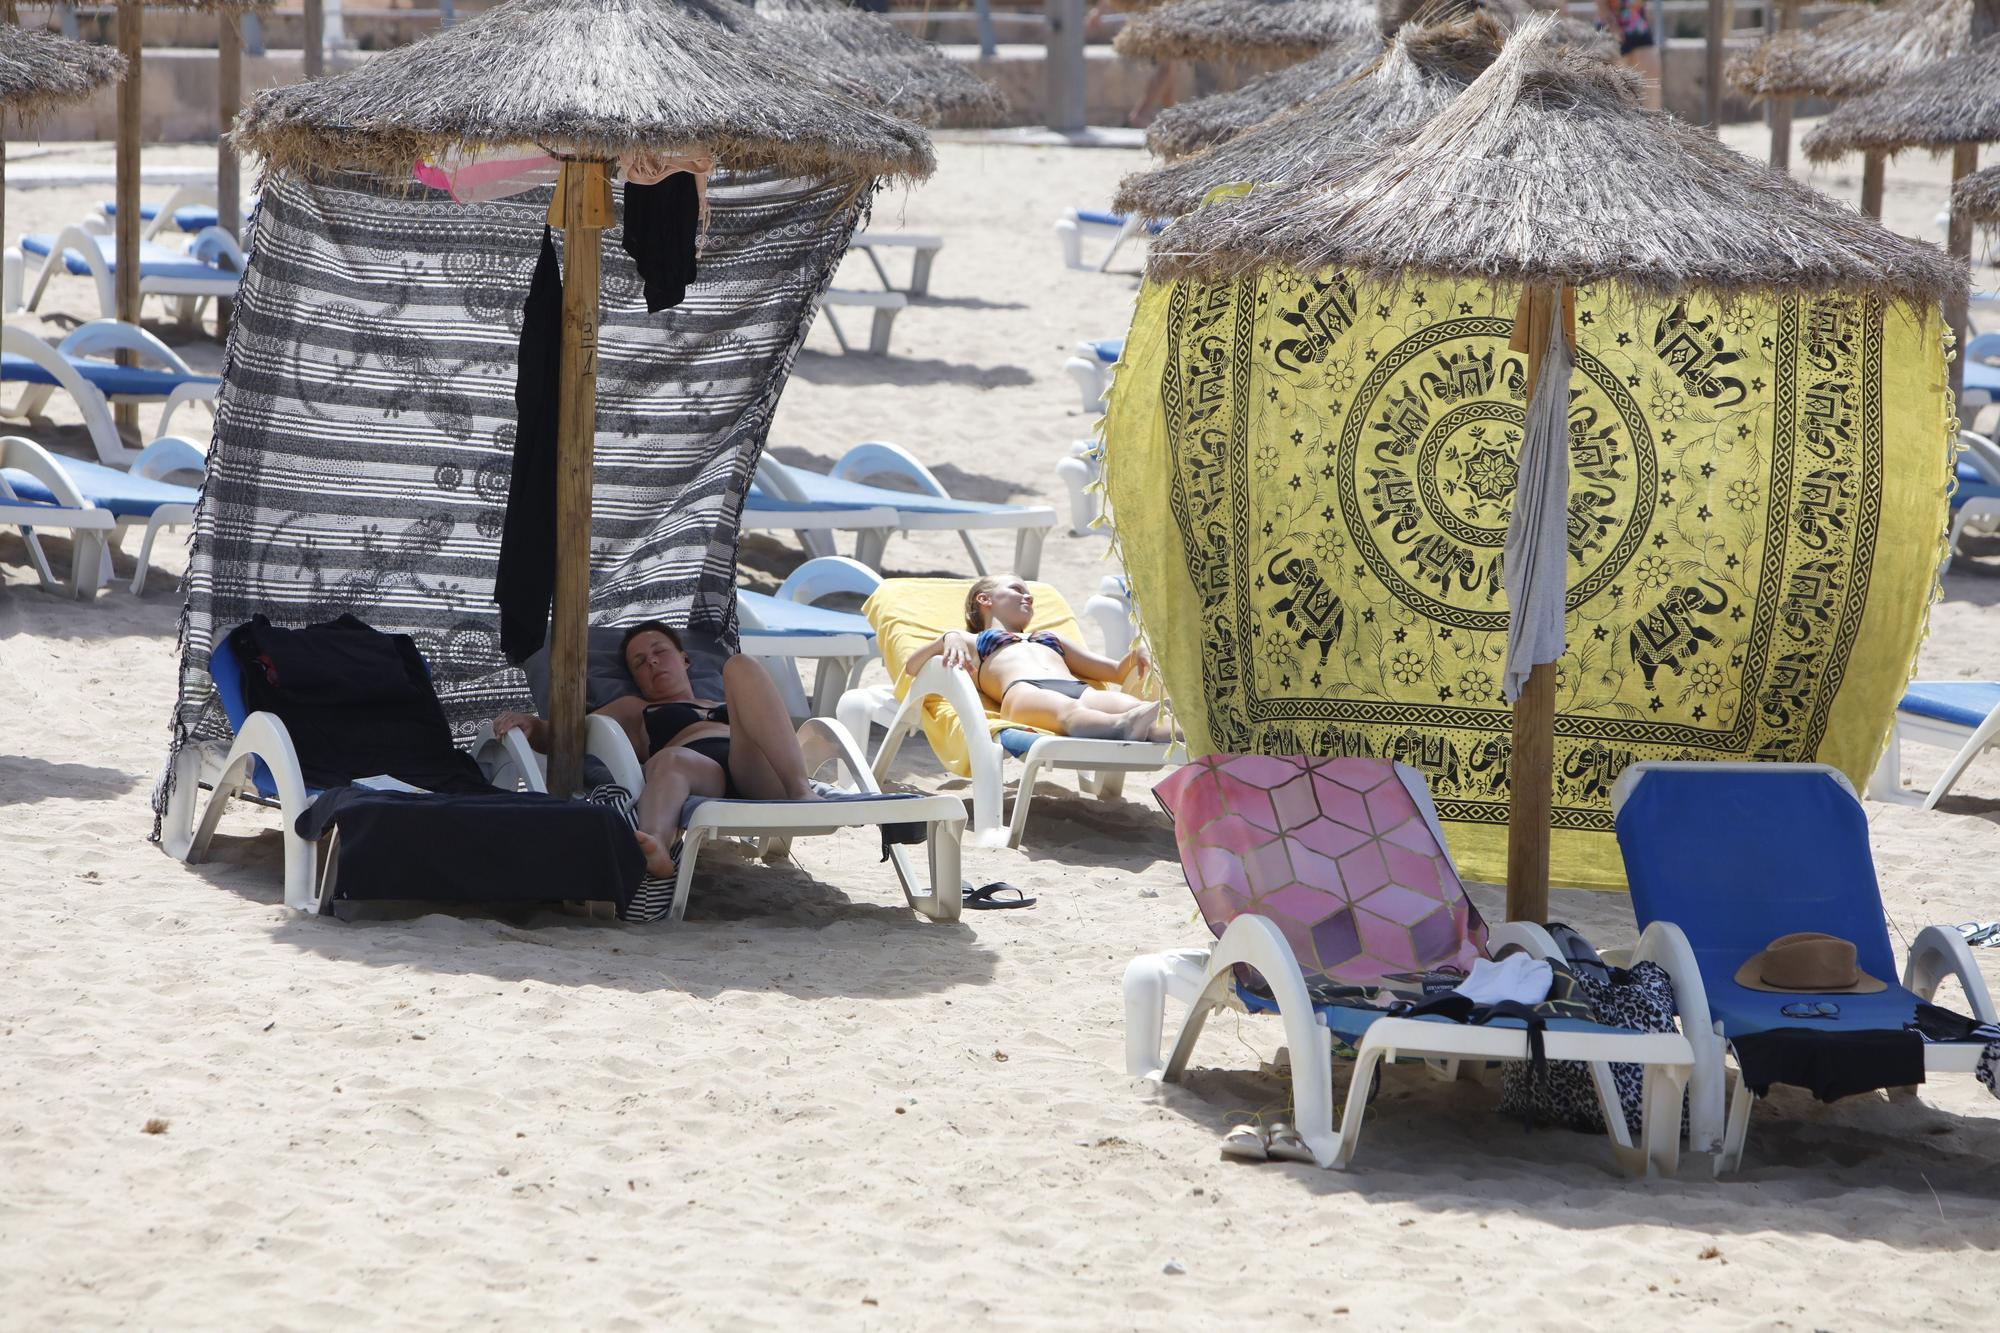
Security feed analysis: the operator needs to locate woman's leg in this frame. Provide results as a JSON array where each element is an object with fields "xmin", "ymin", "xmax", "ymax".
[
  {"xmin": 1001, "ymin": 684, "xmax": 1168, "ymax": 741},
  {"xmin": 718, "ymin": 654, "xmax": 817, "ymax": 800},
  {"xmin": 633, "ymin": 746, "xmax": 728, "ymax": 876}
]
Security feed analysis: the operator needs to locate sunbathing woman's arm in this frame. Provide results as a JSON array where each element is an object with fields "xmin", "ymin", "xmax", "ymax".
[
  {"xmin": 1053, "ymin": 637, "xmax": 1154, "ymax": 686},
  {"xmin": 904, "ymin": 630, "xmax": 979, "ymax": 676}
]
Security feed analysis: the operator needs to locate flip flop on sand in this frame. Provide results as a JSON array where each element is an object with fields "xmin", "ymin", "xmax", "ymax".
[{"xmin": 963, "ymin": 881, "xmax": 1036, "ymax": 910}]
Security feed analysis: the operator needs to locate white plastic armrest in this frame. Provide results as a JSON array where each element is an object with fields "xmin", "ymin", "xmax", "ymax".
[
  {"xmin": 129, "ymin": 435, "xmax": 208, "ymax": 483},
  {"xmin": 1631, "ymin": 919, "xmax": 1728, "ymax": 1152},
  {"xmin": 59, "ymin": 317, "xmax": 197, "ymax": 373},
  {"xmin": 774, "ymin": 554, "xmax": 883, "ymax": 607},
  {"xmin": 189, "ymin": 225, "xmax": 247, "ymax": 274},
  {"xmin": 891, "ymin": 658, "xmax": 1006, "ymax": 840},
  {"xmin": 830, "ymin": 439, "xmax": 954, "ymax": 498},
  {"xmin": 798, "ymin": 714, "xmax": 879, "ymax": 793},
  {"xmin": 1487, "ymin": 920, "xmax": 1564, "ymax": 960},
  {"xmin": 585, "ymin": 712, "xmax": 646, "ymax": 796},
  {"xmin": 1904, "ymin": 924, "xmax": 2000, "ymax": 1022},
  {"xmin": 0, "ymin": 434, "xmax": 96, "ymax": 510}
]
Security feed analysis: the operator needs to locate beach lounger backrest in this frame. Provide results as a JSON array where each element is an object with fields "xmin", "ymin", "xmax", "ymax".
[
  {"xmin": 1614, "ymin": 763, "xmax": 1895, "ymax": 984},
  {"xmin": 520, "ymin": 622, "xmax": 730, "ymax": 714}
]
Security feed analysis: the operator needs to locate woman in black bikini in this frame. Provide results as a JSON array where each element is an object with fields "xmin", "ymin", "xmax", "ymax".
[
  {"xmin": 904, "ymin": 575, "xmax": 1171, "ymax": 742},
  {"xmin": 494, "ymin": 622, "xmax": 818, "ymax": 879}
]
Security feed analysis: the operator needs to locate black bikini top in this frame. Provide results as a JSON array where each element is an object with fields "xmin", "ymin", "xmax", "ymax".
[{"xmin": 644, "ymin": 699, "xmax": 728, "ymax": 750}]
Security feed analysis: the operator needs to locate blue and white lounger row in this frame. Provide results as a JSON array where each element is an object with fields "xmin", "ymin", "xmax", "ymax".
[
  {"xmin": 0, "ymin": 434, "xmax": 201, "ymax": 597},
  {"xmin": 2, "ymin": 320, "xmax": 219, "ymax": 467}
]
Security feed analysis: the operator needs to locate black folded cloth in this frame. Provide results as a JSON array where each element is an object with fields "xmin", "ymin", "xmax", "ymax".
[
  {"xmin": 1732, "ymin": 1027, "xmax": 1926, "ymax": 1103},
  {"xmin": 298, "ymin": 787, "xmax": 644, "ymax": 910},
  {"xmin": 622, "ymin": 173, "xmax": 700, "ymax": 313}
]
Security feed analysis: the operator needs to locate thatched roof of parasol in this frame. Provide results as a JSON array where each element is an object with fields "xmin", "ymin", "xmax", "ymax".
[
  {"xmin": 233, "ymin": 0, "xmax": 935, "ymax": 184},
  {"xmin": 756, "ymin": 0, "xmax": 1008, "ymax": 127},
  {"xmin": 1114, "ymin": 0, "xmax": 1380, "ymax": 63},
  {"xmin": 1803, "ymin": 36, "xmax": 2000, "ymax": 160},
  {"xmin": 1953, "ymin": 161, "xmax": 2000, "ymax": 222},
  {"xmin": 1121, "ymin": 12, "xmax": 1509, "ymax": 215},
  {"xmin": 1376, "ymin": 0, "xmax": 1614, "ymax": 53},
  {"xmin": 1150, "ymin": 17, "xmax": 1962, "ymax": 309},
  {"xmin": 1142, "ymin": 35, "xmax": 1382, "ymax": 158},
  {"xmin": 1727, "ymin": 0, "xmax": 1965, "ymax": 99},
  {"xmin": 0, "ymin": 26, "xmax": 126, "ymax": 121}
]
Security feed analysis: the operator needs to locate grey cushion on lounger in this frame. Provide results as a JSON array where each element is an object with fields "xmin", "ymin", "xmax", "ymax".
[{"xmin": 520, "ymin": 623, "xmax": 730, "ymax": 714}]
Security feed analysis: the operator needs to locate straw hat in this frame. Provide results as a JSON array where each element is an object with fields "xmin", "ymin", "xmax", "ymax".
[{"xmin": 1733, "ymin": 933, "xmax": 1887, "ymax": 994}]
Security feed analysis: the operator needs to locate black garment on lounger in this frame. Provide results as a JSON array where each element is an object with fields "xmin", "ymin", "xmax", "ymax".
[
  {"xmin": 495, "ymin": 225, "xmax": 563, "ymax": 663},
  {"xmin": 621, "ymin": 173, "xmax": 700, "ymax": 313},
  {"xmin": 296, "ymin": 788, "xmax": 644, "ymax": 910},
  {"xmin": 1730, "ymin": 1027, "xmax": 1926, "ymax": 1103},
  {"xmin": 226, "ymin": 614, "xmax": 491, "ymax": 794}
]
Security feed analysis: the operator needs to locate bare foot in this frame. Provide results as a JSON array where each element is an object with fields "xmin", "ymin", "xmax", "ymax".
[
  {"xmin": 1112, "ymin": 700, "xmax": 1166, "ymax": 742},
  {"xmin": 634, "ymin": 829, "xmax": 677, "ymax": 879}
]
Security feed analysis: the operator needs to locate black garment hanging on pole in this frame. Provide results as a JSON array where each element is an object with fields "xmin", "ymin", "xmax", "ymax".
[
  {"xmin": 621, "ymin": 173, "xmax": 700, "ymax": 313},
  {"xmin": 495, "ymin": 225, "xmax": 564, "ymax": 663}
]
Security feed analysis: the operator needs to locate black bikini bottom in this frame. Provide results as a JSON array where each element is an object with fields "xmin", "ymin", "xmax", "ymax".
[
  {"xmin": 1001, "ymin": 677, "xmax": 1090, "ymax": 701},
  {"xmin": 677, "ymin": 735, "xmax": 739, "ymax": 798}
]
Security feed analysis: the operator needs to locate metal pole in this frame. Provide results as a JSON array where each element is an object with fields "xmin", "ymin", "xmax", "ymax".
[
  {"xmin": 115, "ymin": 0, "xmax": 141, "ymax": 439},
  {"xmin": 1045, "ymin": 0, "xmax": 1085, "ymax": 133},
  {"xmin": 1505, "ymin": 283, "xmax": 1568, "ymax": 926},
  {"xmin": 547, "ymin": 160, "xmax": 608, "ymax": 798}
]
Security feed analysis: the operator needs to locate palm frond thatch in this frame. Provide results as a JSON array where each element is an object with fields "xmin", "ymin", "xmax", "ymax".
[
  {"xmin": 1142, "ymin": 35, "xmax": 1382, "ymax": 158},
  {"xmin": 1726, "ymin": 0, "xmax": 1965, "ymax": 99},
  {"xmin": 1376, "ymin": 0, "xmax": 1614, "ymax": 54},
  {"xmin": 233, "ymin": 0, "xmax": 935, "ymax": 184},
  {"xmin": 1122, "ymin": 12, "xmax": 1509, "ymax": 216},
  {"xmin": 1114, "ymin": 0, "xmax": 1380, "ymax": 63},
  {"xmin": 1953, "ymin": 161, "xmax": 2000, "ymax": 223},
  {"xmin": 1803, "ymin": 36, "xmax": 2000, "ymax": 160},
  {"xmin": 1150, "ymin": 17, "xmax": 1962, "ymax": 310},
  {"xmin": 756, "ymin": 0, "xmax": 1008, "ymax": 127},
  {"xmin": 0, "ymin": 26, "xmax": 126, "ymax": 121}
]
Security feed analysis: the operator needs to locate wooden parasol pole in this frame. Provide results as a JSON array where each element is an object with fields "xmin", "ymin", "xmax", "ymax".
[
  {"xmin": 546, "ymin": 158, "xmax": 610, "ymax": 797},
  {"xmin": 304, "ymin": 0, "xmax": 324, "ymax": 77},
  {"xmin": 1504, "ymin": 282, "xmax": 1571, "ymax": 925},
  {"xmin": 217, "ymin": 8, "xmax": 242, "ymax": 341},
  {"xmin": 1859, "ymin": 152, "xmax": 1885, "ymax": 219},
  {"xmin": 1703, "ymin": 0, "xmax": 1732, "ymax": 131},
  {"xmin": 114, "ymin": 0, "xmax": 142, "ymax": 438},
  {"xmin": 1947, "ymin": 142, "xmax": 1979, "ymax": 400},
  {"xmin": 1767, "ymin": 0, "xmax": 1798, "ymax": 171}
]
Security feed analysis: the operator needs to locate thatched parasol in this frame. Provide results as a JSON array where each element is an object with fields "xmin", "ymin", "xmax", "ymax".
[
  {"xmin": 1953, "ymin": 159, "xmax": 2000, "ymax": 222},
  {"xmin": 1114, "ymin": 0, "xmax": 1380, "ymax": 64},
  {"xmin": 1121, "ymin": 11, "xmax": 1510, "ymax": 216},
  {"xmin": 1150, "ymin": 19, "xmax": 1960, "ymax": 921},
  {"xmin": 1141, "ymin": 34, "xmax": 1382, "ymax": 159},
  {"xmin": 1803, "ymin": 35, "xmax": 2000, "ymax": 394},
  {"xmin": 0, "ymin": 25, "xmax": 127, "ymax": 271},
  {"xmin": 1728, "ymin": 0, "xmax": 1966, "ymax": 199},
  {"xmin": 755, "ymin": 0, "xmax": 1009, "ymax": 128},
  {"xmin": 234, "ymin": 0, "xmax": 933, "ymax": 796}
]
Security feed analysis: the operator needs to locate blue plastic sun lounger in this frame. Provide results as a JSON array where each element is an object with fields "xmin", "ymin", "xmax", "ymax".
[
  {"xmin": 1, "ymin": 321, "xmax": 219, "ymax": 468},
  {"xmin": 1871, "ymin": 680, "xmax": 2000, "ymax": 809},
  {"xmin": 0, "ymin": 433, "xmax": 199, "ymax": 595},
  {"xmin": 1611, "ymin": 761, "xmax": 1998, "ymax": 1170},
  {"xmin": 1063, "ymin": 337, "xmax": 1125, "ymax": 412},
  {"xmin": 21, "ymin": 225, "xmax": 243, "ymax": 324},
  {"xmin": 751, "ymin": 444, "xmax": 1055, "ymax": 578}
]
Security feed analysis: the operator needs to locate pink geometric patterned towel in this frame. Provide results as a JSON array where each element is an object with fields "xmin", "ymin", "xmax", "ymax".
[{"xmin": 1154, "ymin": 754, "xmax": 1487, "ymax": 986}]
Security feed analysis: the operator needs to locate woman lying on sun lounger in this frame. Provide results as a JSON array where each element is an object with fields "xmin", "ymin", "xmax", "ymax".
[
  {"xmin": 905, "ymin": 575, "xmax": 1171, "ymax": 742},
  {"xmin": 494, "ymin": 623, "xmax": 818, "ymax": 880}
]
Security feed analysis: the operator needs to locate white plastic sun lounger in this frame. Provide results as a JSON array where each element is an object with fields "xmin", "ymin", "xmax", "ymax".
[
  {"xmin": 1062, "ymin": 337, "xmax": 1122, "ymax": 414},
  {"xmin": 0, "ymin": 433, "xmax": 202, "ymax": 596},
  {"xmin": 1054, "ymin": 437, "xmax": 1106, "ymax": 535},
  {"xmin": 819, "ymin": 288, "xmax": 908, "ymax": 355},
  {"xmin": 21, "ymin": 224, "xmax": 245, "ymax": 326},
  {"xmin": 2, "ymin": 321, "xmax": 219, "ymax": 467},
  {"xmin": 850, "ymin": 230, "xmax": 944, "ymax": 297},
  {"xmin": 1125, "ymin": 916, "xmax": 1694, "ymax": 1175},
  {"xmin": 552, "ymin": 710, "xmax": 967, "ymax": 926},
  {"xmin": 737, "ymin": 556, "xmax": 881, "ymax": 719},
  {"xmin": 1053, "ymin": 208, "xmax": 1160, "ymax": 273},
  {"xmin": 1869, "ymin": 681, "xmax": 2000, "ymax": 809},
  {"xmin": 753, "ymin": 443, "xmax": 1056, "ymax": 578},
  {"xmin": 94, "ymin": 185, "xmax": 251, "ymax": 242}
]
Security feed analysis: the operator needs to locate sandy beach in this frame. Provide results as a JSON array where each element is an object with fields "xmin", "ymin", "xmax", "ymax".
[{"xmin": 3, "ymin": 123, "xmax": 1999, "ymax": 1328}]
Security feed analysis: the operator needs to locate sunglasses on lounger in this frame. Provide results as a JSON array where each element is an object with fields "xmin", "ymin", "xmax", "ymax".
[{"xmin": 1779, "ymin": 1001, "xmax": 1842, "ymax": 1020}]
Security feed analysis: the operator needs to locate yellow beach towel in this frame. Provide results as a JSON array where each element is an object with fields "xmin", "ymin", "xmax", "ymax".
[{"xmin": 862, "ymin": 578, "xmax": 1086, "ymax": 777}]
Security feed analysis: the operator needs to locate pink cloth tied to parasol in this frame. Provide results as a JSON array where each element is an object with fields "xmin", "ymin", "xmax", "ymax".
[
  {"xmin": 412, "ymin": 149, "xmax": 714, "ymax": 230},
  {"xmin": 1154, "ymin": 754, "xmax": 1487, "ymax": 986}
]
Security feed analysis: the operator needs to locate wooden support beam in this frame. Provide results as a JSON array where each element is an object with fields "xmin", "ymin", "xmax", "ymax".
[
  {"xmin": 545, "ymin": 159, "xmax": 607, "ymax": 798},
  {"xmin": 1859, "ymin": 151, "xmax": 1885, "ymax": 220},
  {"xmin": 1768, "ymin": 0, "xmax": 1797, "ymax": 172},
  {"xmin": 1504, "ymin": 283, "xmax": 1570, "ymax": 926},
  {"xmin": 1947, "ymin": 143, "xmax": 1979, "ymax": 402}
]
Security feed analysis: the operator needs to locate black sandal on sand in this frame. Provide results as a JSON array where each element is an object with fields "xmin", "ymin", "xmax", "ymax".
[{"xmin": 963, "ymin": 881, "xmax": 1036, "ymax": 910}]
